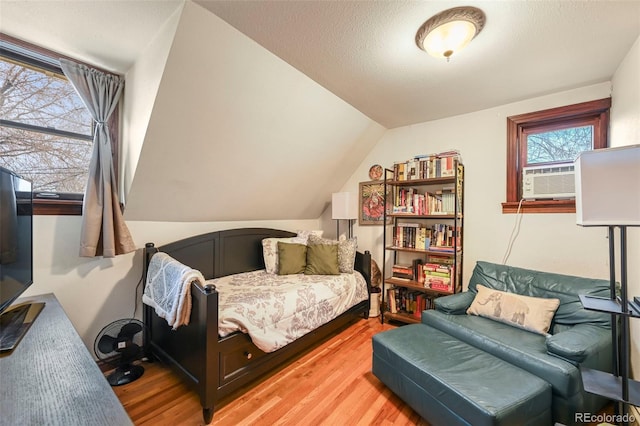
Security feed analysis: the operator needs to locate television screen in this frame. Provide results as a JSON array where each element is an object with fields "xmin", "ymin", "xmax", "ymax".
[{"xmin": 0, "ymin": 166, "xmax": 33, "ymax": 315}]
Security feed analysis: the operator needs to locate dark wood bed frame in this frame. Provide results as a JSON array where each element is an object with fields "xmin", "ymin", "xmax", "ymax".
[{"xmin": 142, "ymin": 228, "xmax": 372, "ymax": 424}]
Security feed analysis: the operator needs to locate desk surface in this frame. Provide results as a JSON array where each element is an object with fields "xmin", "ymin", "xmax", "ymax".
[{"xmin": 0, "ymin": 293, "xmax": 132, "ymax": 426}]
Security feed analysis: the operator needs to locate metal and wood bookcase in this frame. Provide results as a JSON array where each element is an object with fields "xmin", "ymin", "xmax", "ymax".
[{"xmin": 381, "ymin": 159, "xmax": 464, "ymax": 324}]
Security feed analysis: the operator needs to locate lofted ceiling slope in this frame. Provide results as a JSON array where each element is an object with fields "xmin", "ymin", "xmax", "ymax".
[
  {"xmin": 1, "ymin": 1, "xmax": 639, "ymax": 222},
  {"xmin": 0, "ymin": 0, "xmax": 183, "ymax": 74},
  {"xmin": 123, "ymin": 1, "xmax": 385, "ymax": 222},
  {"xmin": 197, "ymin": 0, "xmax": 640, "ymax": 128}
]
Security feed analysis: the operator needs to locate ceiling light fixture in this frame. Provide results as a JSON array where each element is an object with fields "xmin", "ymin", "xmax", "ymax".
[{"xmin": 415, "ymin": 6, "xmax": 486, "ymax": 61}]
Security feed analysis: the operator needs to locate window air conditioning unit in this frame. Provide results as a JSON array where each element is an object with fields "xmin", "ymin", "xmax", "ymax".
[{"xmin": 522, "ymin": 164, "xmax": 575, "ymax": 200}]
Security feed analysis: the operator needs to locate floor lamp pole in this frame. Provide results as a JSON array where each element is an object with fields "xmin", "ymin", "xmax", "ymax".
[
  {"xmin": 620, "ymin": 226, "xmax": 629, "ymax": 422},
  {"xmin": 609, "ymin": 225, "xmax": 631, "ymax": 424}
]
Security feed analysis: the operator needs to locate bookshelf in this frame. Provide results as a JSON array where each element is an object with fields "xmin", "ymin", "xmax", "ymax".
[{"xmin": 381, "ymin": 153, "xmax": 464, "ymax": 324}]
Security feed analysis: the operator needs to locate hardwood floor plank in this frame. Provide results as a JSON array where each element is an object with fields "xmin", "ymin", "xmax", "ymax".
[
  {"xmin": 113, "ymin": 317, "xmax": 609, "ymax": 425},
  {"xmin": 114, "ymin": 318, "xmax": 410, "ymax": 425}
]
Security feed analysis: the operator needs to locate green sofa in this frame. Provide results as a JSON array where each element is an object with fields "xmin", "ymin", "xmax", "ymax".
[{"xmin": 373, "ymin": 261, "xmax": 613, "ymax": 425}]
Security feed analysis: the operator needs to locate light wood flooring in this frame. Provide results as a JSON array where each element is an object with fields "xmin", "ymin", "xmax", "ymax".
[
  {"xmin": 113, "ymin": 317, "xmax": 427, "ymax": 426},
  {"xmin": 113, "ymin": 318, "xmax": 611, "ymax": 426}
]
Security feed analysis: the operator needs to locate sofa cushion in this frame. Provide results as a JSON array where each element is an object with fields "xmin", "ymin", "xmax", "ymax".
[
  {"xmin": 434, "ymin": 291, "xmax": 476, "ymax": 315},
  {"xmin": 546, "ymin": 323, "xmax": 613, "ymax": 364},
  {"xmin": 372, "ymin": 324, "xmax": 552, "ymax": 426},
  {"xmin": 422, "ymin": 309, "xmax": 581, "ymax": 399},
  {"xmin": 468, "ymin": 261, "xmax": 611, "ymax": 328},
  {"xmin": 467, "ymin": 284, "xmax": 560, "ymax": 335}
]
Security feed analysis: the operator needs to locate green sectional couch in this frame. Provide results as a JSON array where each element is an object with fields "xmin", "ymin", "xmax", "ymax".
[{"xmin": 373, "ymin": 261, "xmax": 613, "ymax": 425}]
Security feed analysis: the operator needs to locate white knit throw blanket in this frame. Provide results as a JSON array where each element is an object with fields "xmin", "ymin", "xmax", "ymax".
[{"xmin": 142, "ymin": 252, "xmax": 205, "ymax": 329}]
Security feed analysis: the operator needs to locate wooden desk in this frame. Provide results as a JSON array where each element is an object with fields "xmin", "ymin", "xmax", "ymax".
[{"xmin": 0, "ymin": 293, "xmax": 132, "ymax": 426}]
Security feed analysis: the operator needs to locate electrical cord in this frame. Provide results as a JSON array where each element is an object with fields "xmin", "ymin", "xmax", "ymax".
[
  {"xmin": 501, "ymin": 198, "xmax": 525, "ymax": 265},
  {"xmin": 132, "ymin": 273, "xmax": 144, "ymax": 320}
]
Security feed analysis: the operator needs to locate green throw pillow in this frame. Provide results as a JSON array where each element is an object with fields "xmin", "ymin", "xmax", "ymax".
[
  {"xmin": 277, "ymin": 242, "xmax": 307, "ymax": 275},
  {"xmin": 307, "ymin": 234, "xmax": 356, "ymax": 273},
  {"xmin": 305, "ymin": 244, "xmax": 340, "ymax": 275}
]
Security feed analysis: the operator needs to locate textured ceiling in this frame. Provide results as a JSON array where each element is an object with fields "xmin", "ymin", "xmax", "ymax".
[
  {"xmin": 0, "ymin": 0, "xmax": 183, "ymax": 74},
  {"xmin": 196, "ymin": 0, "xmax": 640, "ymax": 128},
  {"xmin": 1, "ymin": 0, "xmax": 639, "ymax": 127}
]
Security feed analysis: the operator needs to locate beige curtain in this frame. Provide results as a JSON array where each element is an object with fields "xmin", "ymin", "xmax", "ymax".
[{"xmin": 60, "ymin": 59, "xmax": 135, "ymax": 258}]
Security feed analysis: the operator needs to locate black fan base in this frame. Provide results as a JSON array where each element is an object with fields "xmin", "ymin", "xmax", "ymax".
[{"xmin": 106, "ymin": 364, "xmax": 144, "ymax": 386}]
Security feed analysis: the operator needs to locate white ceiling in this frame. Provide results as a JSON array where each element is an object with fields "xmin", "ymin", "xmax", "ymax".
[
  {"xmin": 196, "ymin": 0, "xmax": 640, "ymax": 128},
  {"xmin": 0, "ymin": 0, "xmax": 184, "ymax": 74},
  {"xmin": 1, "ymin": 1, "xmax": 639, "ymax": 128}
]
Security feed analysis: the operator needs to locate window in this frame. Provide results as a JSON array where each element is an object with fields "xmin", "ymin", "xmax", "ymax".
[
  {"xmin": 0, "ymin": 35, "xmax": 105, "ymax": 215},
  {"xmin": 503, "ymin": 98, "xmax": 610, "ymax": 214}
]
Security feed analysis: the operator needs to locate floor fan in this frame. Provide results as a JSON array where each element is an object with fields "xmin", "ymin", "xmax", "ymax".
[{"xmin": 94, "ymin": 319, "xmax": 145, "ymax": 386}]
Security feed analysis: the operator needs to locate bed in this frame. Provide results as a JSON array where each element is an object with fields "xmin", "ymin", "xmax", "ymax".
[{"xmin": 142, "ymin": 228, "xmax": 372, "ymax": 424}]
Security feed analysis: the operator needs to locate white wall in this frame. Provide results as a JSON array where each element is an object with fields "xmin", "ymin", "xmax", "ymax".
[
  {"xmin": 23, "ymin": 217, "xmax": 319, "ymax": 352},
  {"xmin": 21, "ymin": 22, "xmax": 639, "ymax": 369},
  {"xmin": 333, "ymin": 35, "xmax": 640, "ymax": 379},
  {"xmin": 610, "ymin": 34, "xmax": 640, "ymax": 379},
  {"xmin": 121, "ymin": 3, "xmax": 183, "ymax": 203},
  {"xmin": 124, "ymin": 1, "xmax": 385, "ymax": 222},
  {"xmin": 338, "ymin": 82, "xmax": 614, "ymax": 284}
]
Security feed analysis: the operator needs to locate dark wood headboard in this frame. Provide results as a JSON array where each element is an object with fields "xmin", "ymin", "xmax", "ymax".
[
  {"xmin": 147, "ymin": 228, "xmax": 296, "ymax": 280},
  {"xmin": 143, "ymin": 227, "xmax": 371, "ymax": 293}
]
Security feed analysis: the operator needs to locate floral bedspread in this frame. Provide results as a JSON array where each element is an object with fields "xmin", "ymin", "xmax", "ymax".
[{"xmin": 206, "ymin": 270, "xmax": 368, "ymax": 353}]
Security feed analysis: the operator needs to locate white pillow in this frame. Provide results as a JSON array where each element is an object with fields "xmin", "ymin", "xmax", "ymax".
[
  {"xmin": 295, "ymin": 230, "xmax": 324, "ymax": 244},
  {"xmin": 262, "ymin": 237, "xmax": 302, "ymax": 274}
]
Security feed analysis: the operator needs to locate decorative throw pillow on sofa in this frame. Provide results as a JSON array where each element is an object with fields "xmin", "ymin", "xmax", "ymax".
[
  {"xmin": 305, "ymin": 244, "xmax": 340, "ymax": 275},
  {"xmin": 307, "ymin": 235, "xmax": 356, "ymax": 273},
  {"xmin": 277, "ymin": 242, "xmax": 307, "ymax": 275},
  {"xmin": 466, "ymin": 284, "xmax": 560, "ymax": 335}
]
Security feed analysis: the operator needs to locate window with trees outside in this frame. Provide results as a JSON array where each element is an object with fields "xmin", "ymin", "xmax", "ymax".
[
  {"xmin": 0, "ymin": 37, "xmax": 95, "ymax": 215},
  {"xmin": 502, "ymin": 98, "xmax": 610, "ymax": 214}
]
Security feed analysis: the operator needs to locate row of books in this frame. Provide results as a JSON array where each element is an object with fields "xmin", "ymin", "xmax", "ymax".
[
  {"xmin": 386, "ymin": 287, "xmax": 435, "ymax": 317},
  {"xmin": 391, "ymin": 258, "xmax": 456, "ymax": 294},
  {"xmin": 391, "ymin": 258, "xmax": 425, "ymax": 281},
  {"xmin": 422, "ymin": 262, "xmax": 455, "ymax": 293},
  {"xmin": 392, "ymin": 223, "xmax": 461, "ymax": 251},
  {"xmin": 392, "ymin": 150, "xmax": 461, "ymax": 181},
  {"xmin": 391, "ymin": 187, "xmax": 458, "ymax": 215}
]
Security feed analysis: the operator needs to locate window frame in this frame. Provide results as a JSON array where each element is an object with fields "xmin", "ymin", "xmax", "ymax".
[
  {"xmin": 502, "ymin": 98, "xmax": 611, "ymax": 214},
  {"xmin": 0, "ymin": 33, "xmax": 120, "ymax": 216}
]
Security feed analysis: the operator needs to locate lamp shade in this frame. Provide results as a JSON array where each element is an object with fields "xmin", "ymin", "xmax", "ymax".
[
  {"xmin": 332, "ymin": 192, "xmax": 357, "ymax": 220},
  {"xmin": 415, "ymin": 6, "xmax": 485, "ymax": 60},
  {"xmin": 575, "ymin": 144, "xmax": 640, "ymax": 226}
]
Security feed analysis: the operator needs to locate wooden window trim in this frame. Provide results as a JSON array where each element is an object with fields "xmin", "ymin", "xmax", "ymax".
[
  {"xmin": 1, "ymin": 33, "xmax": 121, "ymax": 216},
  {"xmin": 34, "ymin": 199, "xmax": 82, "ymax": 216},
  {"xmin": 502, "ymin": 98, "xmax": 611, "ymax": 214}
]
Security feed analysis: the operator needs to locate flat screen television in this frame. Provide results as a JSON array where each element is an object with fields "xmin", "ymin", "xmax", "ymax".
[{"xmin": 0, "ymin": 166, "xmax": 43, "ymax": 352}]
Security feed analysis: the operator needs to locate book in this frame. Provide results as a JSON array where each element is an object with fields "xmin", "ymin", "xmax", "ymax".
[
  {"xmin": 428, "ymin": 246, "xmax": 455, "ymax": 253},
  {"xmin": 387, "ymin": 288, "xmax": 397, "ymax": 313},
  {"xmin": 412, "ymin": 258, "xmax": 424, "ymax": 284}
]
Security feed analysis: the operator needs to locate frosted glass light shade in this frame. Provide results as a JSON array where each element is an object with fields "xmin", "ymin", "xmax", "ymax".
[
  {"xmin": 415, "ymin": 6, "xmax": 485, "ymax": 60},
  {"xmin": 575, "ymin": 144, "xmax": 640, "ymax": 226},
  {"xmin": 423, "ymin": 20, "xmax": 477, "ymax": 59},
  {"xmin": 332, "ymin": 192, "xmax": 357, "ymax": 220}
]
